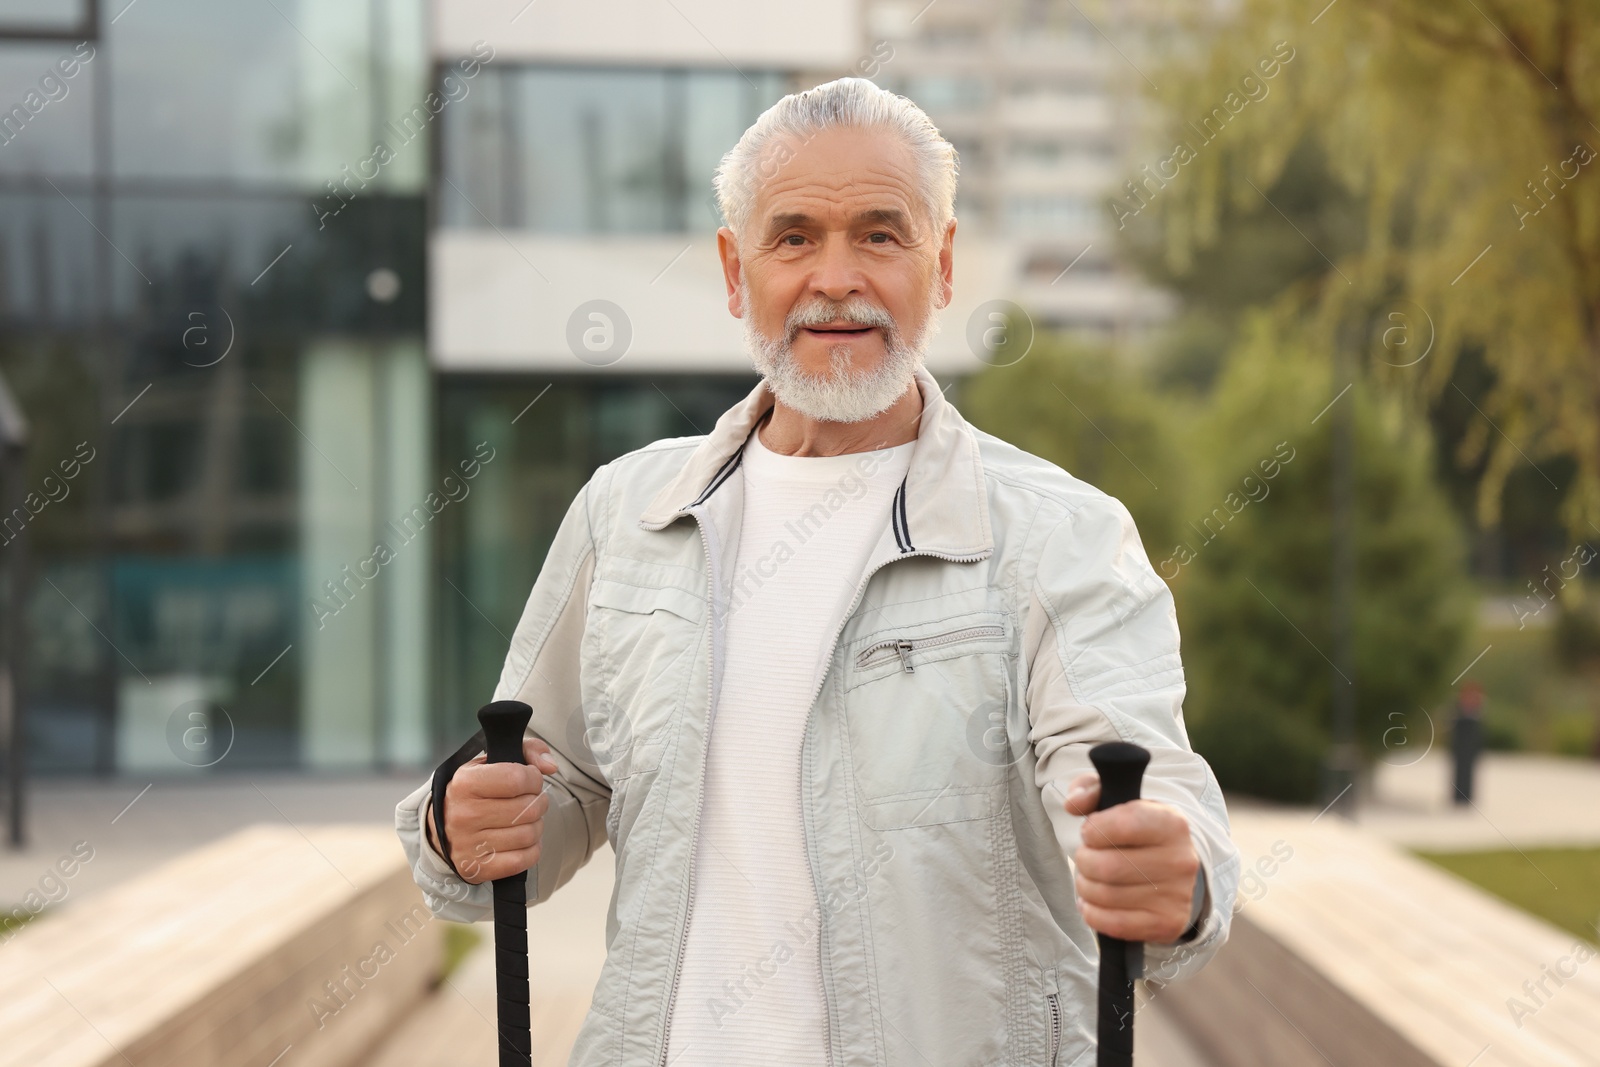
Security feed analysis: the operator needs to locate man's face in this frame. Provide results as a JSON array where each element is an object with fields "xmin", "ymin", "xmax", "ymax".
[{"xmin": 718, "ymin": 125, "xmax": 956, "ymax": 422}]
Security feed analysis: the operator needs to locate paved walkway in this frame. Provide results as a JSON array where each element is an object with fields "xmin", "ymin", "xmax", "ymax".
[
  {"xmin": 1357, "ymin": 751, "xmax": 1600, "ymax": 850},
  {"xmin": 360, "ymin": 841, "xmax": 1215, "ymax": 1067},
  {"xmin": 365, "ymin": 846, "xmax": 612, "ymax": 1067}
]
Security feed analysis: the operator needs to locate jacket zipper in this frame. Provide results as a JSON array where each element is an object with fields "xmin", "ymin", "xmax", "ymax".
[
  {"xmin": 796, "ymin": 546, "xmax": 990, "ymax": 1066},
  {"xmin": 854, "ymin": 623, "xmax": 1006, "ymax": 672},
  {"xmin": 658, "ymin": 504, "xmax": 724, "ymax": 1067},
  {"xmin": 655, "ymin": 496, "xmax": 989, "ymax": 1064},
  {"xmin": 1047, "ymin": 991, "xmax": 1062, "ymax": 1064}
]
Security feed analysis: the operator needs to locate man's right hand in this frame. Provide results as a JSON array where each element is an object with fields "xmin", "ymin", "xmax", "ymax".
[{"xmin": 426, "ymin": 738, "xmax": 561, "ymax": 885}]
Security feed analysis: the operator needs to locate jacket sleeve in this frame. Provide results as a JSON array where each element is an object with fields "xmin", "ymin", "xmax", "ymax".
[
  {"xmin": 1023, "ymin": 494, "xmax": 1240, "ymax": 984},
  {"xmin": 394, "ymin": 476, "xmax": 611, "ymax": 922}
]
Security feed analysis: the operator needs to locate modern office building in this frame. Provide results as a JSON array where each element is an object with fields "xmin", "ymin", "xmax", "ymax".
[
  {"xmin": 1, "ymin": 0, "xmax": 432, "ymax": 774},
  {"xmin": 1, "ymin": 0, "xmax": 1157, "ymax": 777}
]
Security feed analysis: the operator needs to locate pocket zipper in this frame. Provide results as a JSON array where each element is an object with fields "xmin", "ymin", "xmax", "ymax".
[
  {"xmin": 854, "ymin": 623, "xmax": 1005, "ymax": 673},
  {"xmin": 1047, "ymin": 990, "xmax": 1062, "ymax": 1064}
]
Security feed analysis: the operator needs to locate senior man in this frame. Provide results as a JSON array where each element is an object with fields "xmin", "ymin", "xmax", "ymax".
[{"xmin": 396, "ymin": 77, "xmax": 1238, "ymax": 1066}]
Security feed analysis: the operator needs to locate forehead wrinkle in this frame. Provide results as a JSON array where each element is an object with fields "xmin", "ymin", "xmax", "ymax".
[
  {"xmin": 753, "ymin": 187, "xmax": 929, "ymax": 251},
  {"xmin": 759, "ymin": 165, "xmax": 917, "ymax": 208},
  {"xmin": 750, "ymin": 138, "xmax": 925, "ymax": 237}
]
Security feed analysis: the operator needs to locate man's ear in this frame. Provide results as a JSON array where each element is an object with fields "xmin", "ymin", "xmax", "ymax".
[
  {"xmin": 716, "ymin": 226, "xmax": 744, "ymax": 318},
  {"xmin": 937, "ymin": 216, "xmax": 957, "ymax": 309}
]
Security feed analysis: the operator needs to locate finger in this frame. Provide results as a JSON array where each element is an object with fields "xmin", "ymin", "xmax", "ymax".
[
  {"xmin": 1080, "ymin": 801, "xmax": 1188, "ymax": 850},
  {"xmin": 459, "ymin": 845, "xmax": 541, "ymax": 885},
  {"xmin": 502, "ymin": 788, "xmax": 551, "ymax": 827},
  {"xmin": 454, "ymin": 760, "xmax": 545, "ymax": 800},
  {"xmin": 1075, "ymin": 841, "xmax": 1196, "ymax": 887},
  {"xmin": 1076, "ymin": 898, "xmax": 1188, "ymax": 943},
  {"xmin": 1074, "ymin": 872, "xmax": 1190, "ymax": 913},
  {"xmin": 1063, "ymin": 773, "xmax": 1100, "ymax": 816},
  {"xmin": 1081, "ymin": 844, "xmax": 1196, "ymax": 889},
  {"xmin": 452, "ymin": 790, "xmax": 550, "ymax": 834},
  {"xmin": 458, "ymin": 820, "xmax": 544, "ymax": 865},
  {"xmin": 453, "ymin": 818, "xmax": 547, "ymax": 881},
  {"xmin": 523, "ymin": 738, "xmax": 559, "ymax": 773},
  {"xmin": 1076, "ymin": 848, "xmax": 1164, "ymax": 894}
]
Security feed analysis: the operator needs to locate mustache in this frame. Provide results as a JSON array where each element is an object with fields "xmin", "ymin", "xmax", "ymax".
[{"xmin": 785, "ymin": 296, "xmax": 897, "ymax": 339}]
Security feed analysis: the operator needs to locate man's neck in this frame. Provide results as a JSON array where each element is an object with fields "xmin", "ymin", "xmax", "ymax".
[{"xmin": 756, "ymin": 378, "xmax": 923, "ymax": 457}]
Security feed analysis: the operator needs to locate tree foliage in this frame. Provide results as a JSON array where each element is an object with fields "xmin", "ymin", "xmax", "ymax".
[
  {"xmin": 957, "ymin": 338, "xmax": 1184, "ymax": 555},
  {"xmin": 1129, "ymin": 0, "xmax": 1600, "ymax": 532},
  {"xmin": 957, "ymin": 320, "xmax": 1469, "ymax": 801},
  {"xmin": 1177, "ymin": 316, "xmax": 1471, "ymax": 800}
]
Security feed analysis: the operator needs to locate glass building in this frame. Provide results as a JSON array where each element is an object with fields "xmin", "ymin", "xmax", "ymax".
[
  {"xmin": 0, "ymin": 0, "xmax": 856, "ymax": 774},
  {"xmin": 2, "ymin": 0, "xmax": 431, "ymax": 773}
]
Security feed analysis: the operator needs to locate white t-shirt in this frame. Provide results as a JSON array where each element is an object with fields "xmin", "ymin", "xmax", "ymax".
[{"xmin": 663, "ymin": 421, "xmax": 915, "ymax": 1066}]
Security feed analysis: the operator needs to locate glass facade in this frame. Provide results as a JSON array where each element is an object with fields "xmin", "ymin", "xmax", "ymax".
[
  {"xmin": 440, "ymin": 65, "xmax": 787, "ymax": 232},
  {"xmin": 4, "ymin": 11, "xmax": 793, "ymax": 774},
  {"xmin": 2, "ymin": 1, "xmax": 428, "ymax": 774}
]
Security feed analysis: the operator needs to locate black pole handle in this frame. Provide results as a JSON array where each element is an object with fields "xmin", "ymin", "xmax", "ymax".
[
  {"xmin": 478, "ymin": 700, "xmax": 534, "ymax": 1067},
  {"xmin": 1089, "ymin": 740, "xmax": 1150, "ymax": 1067}
]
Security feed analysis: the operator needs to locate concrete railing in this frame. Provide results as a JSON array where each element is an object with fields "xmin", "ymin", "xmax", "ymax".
[
  {"xmin": 1155, "ymin": 811, "xmax": 1600, "ymax": 1067},
  {"xmin": 0, "ymin": 824, "xmax": 442, "ymax": 1067}
]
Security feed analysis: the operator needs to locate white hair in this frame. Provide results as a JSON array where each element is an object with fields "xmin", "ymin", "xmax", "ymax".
[{"xmin": 713, "ymin": 76, "xmax": 959, "ymax": 243}]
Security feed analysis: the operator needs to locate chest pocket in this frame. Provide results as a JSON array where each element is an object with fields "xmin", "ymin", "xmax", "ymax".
[
  {"xmin": 842, "ymin": 609, "xmax": 1017, "ymax": 828},
  {"xmin": 582, "ymin": 577, "xmax": 703, "ymax": 781}
]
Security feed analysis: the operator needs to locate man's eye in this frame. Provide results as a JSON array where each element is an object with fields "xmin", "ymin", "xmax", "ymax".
[
  {"xmin": 783, "ymin": 234, "xmax": 806, "ymax": 246},
  {"xmin": 867, "ymin": 232, "xmax": 892, "ymax": 243}
]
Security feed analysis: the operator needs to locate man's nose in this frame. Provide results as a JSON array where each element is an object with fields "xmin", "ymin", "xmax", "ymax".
[{"xmin": 808, "ymin": 233, "xmax": 866, "ymax": 302}]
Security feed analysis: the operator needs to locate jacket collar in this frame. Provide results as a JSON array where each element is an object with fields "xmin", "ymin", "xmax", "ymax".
[{"xmin": 638, "ymin": 365, "xmax": 994, "ymax": 560}]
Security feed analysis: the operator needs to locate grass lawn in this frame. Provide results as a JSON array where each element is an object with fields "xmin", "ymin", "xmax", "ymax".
[
  {"xmin": 1, "ymin": 911, "xmax": 34, "ymax": 942},
  {"xmin": 1416, "ymin": 846, "xmax": 1600, "ymax": 945},
  {"xmin": 1467, "ymin": 620, "xmax": 1597, "ymax": 756},
  {"xmin": 441, "ymin": 922, "xmax": 483, "ymax": 979}
]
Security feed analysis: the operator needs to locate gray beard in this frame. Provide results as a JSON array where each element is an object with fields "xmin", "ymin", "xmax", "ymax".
[{"xmin": 741, "ymin": 273, "xmax": 943, "ymax": 424}]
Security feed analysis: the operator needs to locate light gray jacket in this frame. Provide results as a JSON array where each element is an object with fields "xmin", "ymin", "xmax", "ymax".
[{"xmin": 395, "ymin": 366, "xmax": 1239, "ymax": 1066}]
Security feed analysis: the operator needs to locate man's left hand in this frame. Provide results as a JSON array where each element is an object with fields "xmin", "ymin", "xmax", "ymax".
[{"xmin": 1063, "ymin": 772, "xmax": 1199, "ymax": 943}]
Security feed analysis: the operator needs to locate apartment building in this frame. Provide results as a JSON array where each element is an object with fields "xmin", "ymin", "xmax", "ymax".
[{"xmin": 865, "ymin": 0, "xmax": 1170, "ymax": 340}]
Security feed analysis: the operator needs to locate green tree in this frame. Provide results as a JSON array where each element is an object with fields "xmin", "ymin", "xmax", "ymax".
[
  {"xmin": 1177, "ymin": 317, "xmax": 1471, "ymax": 800},
  {"xmin": 1131, "ymin": 0, "xmax": 1600, "ymax": 532},
  {"xmin": 957, "ymin": 337, "xmax": 1184, "ymax": 555}
]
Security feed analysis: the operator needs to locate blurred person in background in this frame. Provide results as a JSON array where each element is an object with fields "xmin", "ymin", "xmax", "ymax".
[
  {"xmin": 395, "ymin": 77, "xmax": 1239, "ymax": 1066},
  {"xmin": 1452, "ymin": 680, "xmax": 1486, "ymax": 805}
]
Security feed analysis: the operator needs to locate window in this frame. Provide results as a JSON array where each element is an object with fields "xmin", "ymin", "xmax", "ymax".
[
  {"xmin": 0, "ymin": 0, "xmax": 89, "ymax": 35},
  {"xmin": 1008, "ymin": 137, "xmax": 1115, "ymax": 167},
  {"xmin": 439, "ymin": 65, "xmax": 788, "ymax": 233},
  {"xmin": 0, "ymin": 43, "xmax": 94, "ymax": 176},
  {"xmin": 106, "ymin": 0, "xmax": 424, "ymax": 189},
  {"xmin": 1022, "ymin": 248, "xmax": 1110, "ymax": 282},
  {"xmin": 904, "ymin": 75, "xmax": 988, "ymax": 113},
  {"xmin": 1004, "ymin": 193, "xmax": 1097, "ymax": 234}
]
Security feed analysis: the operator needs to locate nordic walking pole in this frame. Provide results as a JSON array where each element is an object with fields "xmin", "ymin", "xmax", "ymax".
[
  {"xmin": 1088, "ymin": 741, "xmax": 1151, "ymax": 1067},
  {"xmin": 478, "ymin": 700, "xmax": 535, "ymax": 1067}
]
